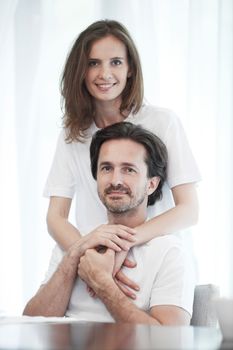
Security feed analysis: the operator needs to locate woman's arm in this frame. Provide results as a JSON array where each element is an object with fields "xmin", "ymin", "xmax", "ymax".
[
  {"xmin": 46, "ymin": 196, "xmax": 81, "ymax": 249},
  {"xmin": 134, "ymin": 183, "xmax": 199, "ymax": 244},
  {"xmin": 47, "ymin": 197, "xmax": 137, "ymax": 251}
]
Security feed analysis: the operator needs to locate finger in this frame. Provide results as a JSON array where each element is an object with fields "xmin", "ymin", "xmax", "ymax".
[
  {"xmin": 102, "ymin": 225, "xmax": 137, "ymax": 241},
  {"xmin": 115, "ymin": 279, "xmax": 137, "ymax": 300},
  {"xmin": 118, "ymin": 225, "xmax": 137, "ymax": 234},
  {"xmin": 123, "ymin": 258, "xmax": 137, "ymax": 268},
  {"xmin": 101, "ymin": 234, "xmax": 131, "ymax": 251},
  {"xmin": 116, "ymin": 270, "xmax": 140, "ymax": 291},
  {"xmin": 92, "ymin": 238, "xmax": 122, "ymax": 252},
  {"xmin": 112, "ymin": 227, "xmax": 137, "ymax": 242},
  {"xmin": 111, "ymin": 236, "xmax": 131, "ymax": 251},
  {"xmin": 87, "ymin": 285, "xmax": 96, "ymax": 298}
]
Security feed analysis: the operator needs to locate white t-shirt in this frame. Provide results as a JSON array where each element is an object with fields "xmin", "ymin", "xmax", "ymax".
[
  {"xmin": 43, "ymin": 235, "xmax": 195, "ymax": 322},
  {"xmin": 44, "ymin": 105, "xmax": 201, "ymax": 234}
]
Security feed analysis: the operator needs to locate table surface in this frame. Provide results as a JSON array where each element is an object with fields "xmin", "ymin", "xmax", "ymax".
[{"xmin": 0, "ymin": 321, "xmax": 231, "ymax": 350}]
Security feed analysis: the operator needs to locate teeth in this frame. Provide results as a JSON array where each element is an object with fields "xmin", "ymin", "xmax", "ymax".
[{"xmin": 97, "ymin": 84, "xmax": 113, "ymax": 88}]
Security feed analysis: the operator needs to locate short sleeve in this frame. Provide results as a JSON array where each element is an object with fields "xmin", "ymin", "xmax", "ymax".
[
  {"xmin": 149, "ymin": 246, "xmax": 195, "ymax": 315},
  {"xmin": 164, "ymin": 113, "xmax": 201, "ymax": 188},
  {"xmin": 43, "ymin": 130, "xmax": 76, "ymax": 198}
]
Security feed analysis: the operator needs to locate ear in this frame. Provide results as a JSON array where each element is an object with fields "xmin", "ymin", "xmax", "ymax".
[{"xmin": 147, "ymin": 176, "xmax": 160, "ymax": 196}]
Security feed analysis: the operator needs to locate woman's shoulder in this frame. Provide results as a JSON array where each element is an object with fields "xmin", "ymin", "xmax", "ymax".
[
  {"xmin": 129, "ymin": 104, "xmax": 180, "ymax": 138},
  {"xmin": 138, "ymin": 104, "xmax": 179, "ymax": 121}
]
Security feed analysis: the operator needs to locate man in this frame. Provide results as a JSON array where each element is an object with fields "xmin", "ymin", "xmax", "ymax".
[{"xmin": 24, "ymin": 122, "xmax": 195, "ymax": 324}]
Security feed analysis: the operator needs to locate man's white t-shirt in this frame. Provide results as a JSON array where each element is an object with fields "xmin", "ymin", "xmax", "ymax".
[
  {"xmin": 43, "ymin": 235, "xmax": 196, "ymax": 322},
  {"xmin": 43, "ymin": 105, "xmax": 201, "ymax": 234}
]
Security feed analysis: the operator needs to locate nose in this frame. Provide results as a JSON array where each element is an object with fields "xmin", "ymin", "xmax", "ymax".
[
  {"xmin": 98, "ymin": 64, "xmax": 112, "ymax": 80},
  {"xmin": 110, "ymin": 169, "xmax": 123, "ymax": 186}
]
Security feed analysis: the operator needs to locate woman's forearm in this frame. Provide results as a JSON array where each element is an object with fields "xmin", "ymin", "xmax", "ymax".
[
  {"xmin": 134, "ymin": 183, "xmax": 199, "ymax": 245},
  {"xmin": 47, "ymin": 214, "xmax": 82, "ymax": 250},
  {"xmin": 46, "ymin": 197, "xmax": 82, "ymax": 250}
]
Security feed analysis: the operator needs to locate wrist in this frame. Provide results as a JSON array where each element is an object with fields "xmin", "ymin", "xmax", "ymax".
[
  {"xmin": 93, "ymin": 273, "xmax": 115, "ymax": 296},
  {"xmin": 58, "ymin": 249, "xmax": 80, "ymax": 281},
  {"xmin": 66, "ymin": 243, "xmax": 82, "ymax": 265}
]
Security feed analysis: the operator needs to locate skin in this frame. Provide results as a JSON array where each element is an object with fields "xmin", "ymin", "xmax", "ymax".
[
  {"xmin": 24, "ymin": 139, "xmax": 190, "ymax": 324},
  {"xmin": 85, "ymin": 35, "xmax": 131, "ymax": 113},
  {"xmin": 46, "ymin": 34, "xmax": 199, "ymax": 298}
]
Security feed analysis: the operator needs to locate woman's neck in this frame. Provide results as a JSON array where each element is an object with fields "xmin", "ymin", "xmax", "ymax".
[{"xmin": 94, "ymin": 100, "xmax": 129, "ymax": 128}]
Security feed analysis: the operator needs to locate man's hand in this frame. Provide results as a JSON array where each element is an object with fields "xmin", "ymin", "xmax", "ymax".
[{"xmin": 78, "ymin": 248, "xmax": 115, "ymax": 293}]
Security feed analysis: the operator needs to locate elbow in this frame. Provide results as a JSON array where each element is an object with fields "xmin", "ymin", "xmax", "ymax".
[
  {"xmin": 23, "ymin": 300, "xmax": 39, "ymax": 317},
  {"xmin": 189, "ymin": 207, "xmax": 199, "ymax": 226},
  {"xmin": 190, "ymin": 200, "xmax": 199, "ymax": 226},
  {"xmin": 46, "ymin": 210, "xmax": 59, "ymax": 237},
  {"xmin": 46, "ymin": 211, "xmax": 53, "ymax": 236}
]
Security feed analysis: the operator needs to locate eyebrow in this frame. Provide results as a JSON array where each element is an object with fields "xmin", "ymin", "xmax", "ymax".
[
  {"xmin": 99, "ymin": 161, "xmax": 139, "ymax": 169},
  {"xmin": 88, "ymin": 57, "xmax": 125, "ymax": 61}
]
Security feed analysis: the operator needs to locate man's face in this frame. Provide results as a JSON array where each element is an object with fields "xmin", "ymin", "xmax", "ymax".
[{"xmin": 97, "ymin": 139, "xmax": 157, "ymax": 214}]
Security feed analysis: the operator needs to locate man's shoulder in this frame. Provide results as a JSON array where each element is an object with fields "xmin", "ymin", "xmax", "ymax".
[
  {"xmin": 147, "ymin": 234, "xmax": 184, "ymax": 250},
  {"xmin": 131, "ymin": 234, "xmax": 185, "ymax": 265}
]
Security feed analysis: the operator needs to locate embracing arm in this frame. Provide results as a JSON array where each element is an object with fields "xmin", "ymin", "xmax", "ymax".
[
  {"xmin": 134, "ymin": 183, "xmax": 199, "ymax": 244},
  {"xmin": 46, "ymin": 197, "xmax": 82, "ymax": 250},
  {"xmin": 47, "ymin": 197, "xmax": 136, "ymax": 251}
]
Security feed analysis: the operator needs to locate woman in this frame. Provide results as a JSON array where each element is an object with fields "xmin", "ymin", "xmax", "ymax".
[{"xmin": 44, "ymin": 20, "xmax": 200, "ymax": 297}]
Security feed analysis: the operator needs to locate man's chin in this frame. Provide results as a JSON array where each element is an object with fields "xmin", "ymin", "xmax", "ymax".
[
  {"xmin": 107, "ymin": 207, "xmax": 129, "ymax": 214},
  {"xmin": 105, "ymin": 202, "xmax": 130, "ymax": 214}
]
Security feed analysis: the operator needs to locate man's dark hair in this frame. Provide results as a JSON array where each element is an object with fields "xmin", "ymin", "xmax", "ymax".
[{"xmin": 90, "ymin": 122, "xmax": 167, "ymax": 206}]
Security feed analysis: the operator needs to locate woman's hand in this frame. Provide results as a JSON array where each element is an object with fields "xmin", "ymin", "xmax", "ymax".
[
  {"xmin": 113, "ymin": 251, "xmax": 140, "ymax": 299},
  {"xmin": 82, "ymin": 224, "xmax": 137, "ymax": 253}
]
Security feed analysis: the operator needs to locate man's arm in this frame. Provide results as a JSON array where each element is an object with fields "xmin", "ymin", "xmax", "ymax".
[
  {"xmin": 23, "ymin": 246, "xmax": 81, "ymax": 317},
  {"xmin": 23, "ymin": 232, "xmax": 118, "ymax": 317},
  {"xmin": 78, "ymin": 249, "xmax": 190, "ymax": 325}
]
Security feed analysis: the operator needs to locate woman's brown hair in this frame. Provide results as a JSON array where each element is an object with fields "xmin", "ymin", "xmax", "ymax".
[{"xmin": 61, "ymin": 20, "xmax": 144, "ymax": 142}]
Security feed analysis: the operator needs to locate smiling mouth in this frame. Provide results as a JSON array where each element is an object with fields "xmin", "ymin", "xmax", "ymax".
[
  {"xmin": 108, "ymin": 191, "xmax": 127, "ymax": 195},
  {"xmin": 95, "ymin": 83, "xmax": 117, "ymax": 90}
]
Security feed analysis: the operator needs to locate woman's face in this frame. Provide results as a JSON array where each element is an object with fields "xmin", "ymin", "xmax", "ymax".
[{"xmin": 85, "ymin": 35, "xmax": 130, "ymax": 106}]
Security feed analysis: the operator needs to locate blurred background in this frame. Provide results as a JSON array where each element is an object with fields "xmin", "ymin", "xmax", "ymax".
[{"xmin": 0, "ymin": 0, "xmax": 232, "ymax": 315}]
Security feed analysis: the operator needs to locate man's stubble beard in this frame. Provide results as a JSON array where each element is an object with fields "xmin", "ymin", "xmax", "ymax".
[{"xmin": 98, "ymin": 184, "xmax": 148, "ymax": 214}]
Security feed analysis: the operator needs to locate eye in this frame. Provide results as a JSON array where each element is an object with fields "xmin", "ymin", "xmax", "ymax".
[
  {"xmin": 100, "ymin": 165, "xmax": 112, "ymax": 173},
  {"xmin": 88, "ymin": 60, "xmax": 98, "ymax": 67},
  {"xmin": 123, "ymin": 167, "xmax": 136, "ymax": 174},
  {"xmin": 111, "ymin": 59, "xmax": 123, "ymax": 66}
]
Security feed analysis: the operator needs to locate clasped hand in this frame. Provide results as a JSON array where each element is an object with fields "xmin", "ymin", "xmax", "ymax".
[{"xmin": 73, "ymin": 224, "xmax": 140, "ymax": 299}]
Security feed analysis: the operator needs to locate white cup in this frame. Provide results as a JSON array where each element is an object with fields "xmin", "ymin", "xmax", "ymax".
[{"xmin": 215, "ymin": 298, "xmax": 233, "ymax": 340}]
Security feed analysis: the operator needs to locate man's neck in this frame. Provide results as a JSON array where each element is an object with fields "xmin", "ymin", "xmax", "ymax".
[{"xmin": 107, "ymin": 208, "xmax": 147, "ymax": 228}]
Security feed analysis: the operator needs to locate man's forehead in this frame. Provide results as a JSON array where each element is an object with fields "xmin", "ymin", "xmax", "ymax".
[{"xmin": 98, "ymin": 139, "xmax": 147, "ymax": 164}]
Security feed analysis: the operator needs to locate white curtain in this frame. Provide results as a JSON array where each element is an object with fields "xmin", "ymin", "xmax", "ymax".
[{"xmin": 0, "ymin": 0, "xmax": 232, "ymax": 315}]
